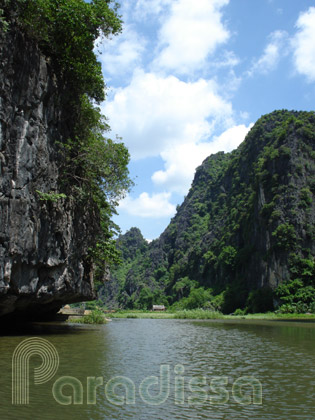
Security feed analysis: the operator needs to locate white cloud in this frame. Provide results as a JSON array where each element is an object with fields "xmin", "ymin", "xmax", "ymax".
[
  {"xmin": 103, "ymin": 69, "xmax": 233, "ymax": 160},
  {"xmin": 134, "ymin": 0, "xmax": 172, "ymax": 18},
  {"xmin": 152, "ymin": 124, "xmax": 252, "ymax": 194},
  {"xmin": 153, "ymin": 0, "xmax": 230, "ymax": 74},
  {"xmin": 210, "ymin": 123, "xmax": 253, "ymax": 151},
  {"xmin": 214, "ymin": 50, "xmax": 240, "ymax": 68},
  {"xmin": 119, "ymin": 192, "xmax": 176, "ymax": 218},
  {"xmin": 248, "ymin": 30, "xmax": 288, "ymax": 76},
  {"xmin": 152, "ymin": 141, "xmax": 215, "ymax": 194},
  {"xmin": 292, "ymin": 7, "xmax": 315, "ymax": 82},
  {"xmin": 97, "ymin": 25, "xmax": 146, "ymax": 77}
]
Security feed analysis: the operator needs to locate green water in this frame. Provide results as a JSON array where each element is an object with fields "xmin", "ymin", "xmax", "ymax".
[{"xmin": 0, "ymin": 319, "xmax": 314, "ymax": 419}]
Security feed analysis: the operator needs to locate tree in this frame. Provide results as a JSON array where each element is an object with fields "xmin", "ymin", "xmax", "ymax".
[{"xmin": 3, "ymin": 1, "xmax": 132, "ymax": 276}]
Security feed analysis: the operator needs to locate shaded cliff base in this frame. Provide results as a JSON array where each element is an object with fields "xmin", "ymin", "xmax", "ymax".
[{"xmin": 0, "ymin": 294, "xmax": 95, "ymax": 329}]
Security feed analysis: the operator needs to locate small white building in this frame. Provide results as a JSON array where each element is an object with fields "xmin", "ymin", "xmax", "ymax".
[{"xmin": 152, "ymin": 305, "xmax": 166, "ymax": 311}]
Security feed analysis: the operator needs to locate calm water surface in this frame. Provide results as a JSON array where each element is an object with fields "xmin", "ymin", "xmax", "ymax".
[{"xmin": 0, "ymin": 318, "xmax": 314, "ymax": 419}]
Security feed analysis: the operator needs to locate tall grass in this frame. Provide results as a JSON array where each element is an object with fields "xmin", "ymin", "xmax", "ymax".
[
  {"xmin": 173, "ymin": 309, "xmax": 222, "ymax": 319},
  {"xmin": 69, "ymin": 309, "xmax": 107, "ymax": 324},
  {"xmin": 108, "ymin": 311, "xmax": 174, "ymax": 319},
  {"xmin": 88, "ymin": 309, "xmax": 315, "ymax": 321},
  {"xmin": 108, "ymin": 309, "xmax": 223, "ymax": 319}
]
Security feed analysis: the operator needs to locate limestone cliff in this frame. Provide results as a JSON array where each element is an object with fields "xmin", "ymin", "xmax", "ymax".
[
  {"xmin": 0, "ymin": 26, "xmax": 97, "ymax": 319},
  {"xmin": 105, "ymin": 110, "xmax": 315, "ymax": 312}
]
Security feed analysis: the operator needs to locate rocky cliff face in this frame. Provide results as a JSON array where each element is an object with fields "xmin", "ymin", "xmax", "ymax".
[
  {"xmin": 0, "ymin": 27, "xmax": 96, "ymax": 320},
  {"xmin": 105, "ymin": 110, "xmax": 315, "ymax": 312}
]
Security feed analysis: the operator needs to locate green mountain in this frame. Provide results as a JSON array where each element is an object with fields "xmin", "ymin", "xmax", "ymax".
[{"xmin": 102, "ymin": 110, "xmax": 315, "ymax": 314}]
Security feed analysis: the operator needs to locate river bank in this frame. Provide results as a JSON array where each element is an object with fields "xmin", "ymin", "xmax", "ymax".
[{"xmin": 105, "ymin": 309, "xmax": 315, "ymax": 321}]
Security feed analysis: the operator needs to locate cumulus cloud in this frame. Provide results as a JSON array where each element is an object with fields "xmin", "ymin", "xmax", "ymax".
[
  {"xmin": 153, "ymin": 0, "xmax": 230, "ymax": 73},
  {"xmin": 133, "ymin": 0, "xmax": 172, "ymax": 18},
  {"xmin": 152, "ymin": 124, "xmax": 253, "ymax": 194},
  {"xmin": 292, "ymin": 7, "xmax": 315, "ymax": 82},
  {"xmin": 248, "ymin": 30, "xmax": 288, "ymax": 76},
  {"xmin": 152, "ymin": 142, "xmax": 213, "ymax": 194},
  {"xmin": 210, "ymin": 123, "xmax": 253, "ymax": 151},
  {"xmin": 119, "ymin": 192, "xmax": 176, "ymax": 218},
  {"xmin": 103, "ymin": 69, "xmax": 233, "ymax": 159},
  {"xmin": 96, "ymin": 25, "xmax": 146, "ymax": 77}
]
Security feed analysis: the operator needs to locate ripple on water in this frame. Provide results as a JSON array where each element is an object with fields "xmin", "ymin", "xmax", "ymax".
[{"xmin": 0, "ymin": 318, "xmax": 314, "ymax": 420}]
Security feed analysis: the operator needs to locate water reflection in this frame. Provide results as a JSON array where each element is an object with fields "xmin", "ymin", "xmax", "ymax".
[{"xmin": 0, "ymin": 319, "xmax": 314, "ymax": 420}]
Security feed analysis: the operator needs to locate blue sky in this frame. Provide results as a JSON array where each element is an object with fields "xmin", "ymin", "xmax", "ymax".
[{"xmin": 97, "ymin": 0, "xmax": 315, "ymax": 240}]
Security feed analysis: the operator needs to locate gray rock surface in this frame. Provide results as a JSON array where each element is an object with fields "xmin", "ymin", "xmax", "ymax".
[{"xmin": 0, "ymin": 27, "xmax": 96, "ymax": 319}]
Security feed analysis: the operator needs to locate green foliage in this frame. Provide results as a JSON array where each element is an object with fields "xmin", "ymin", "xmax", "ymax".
[
  {"xmin": 289, "ymin": 254, "xmax": 315, "ymax": 282},
  {"xmin": 260, "ymin": 201, "xmax": 275, "ymax": 218},
  {"xmin": 233, "ymin": 308, "xmax": 246, "ymax": 316},
  {"xmin": 135, "ymin": 287, "xmax": 154, "ymax": 310},
  {"xmin": 71, "ymin": 309, "xmax": 107, "ymax": 324},
  {"xmin": 272, "ymin": 223, "xmax": 296, "ymax": 250},
  {"xmin": 174, "ymin": 309, "xmax": 222, "ymax": 319},
  {"xmin": 58, "ymin": 96, "xmax": 132, "ymax": 206},
  {"xmin": 279, "ymin": 145, "xmax": 291, "ymax": 157},
  {"xmin": 134, "ymin": 287, "xmax": 167, "ymax": 310},
  {"xmin": 218, "ymin": 246, "xmax": 237, "ymax": 268},
  {"xmin": 84, "ymin": 309, "xmax": 107, "ymax": 324},
  {"xmin": 101, "ymin": 110, "xmax": 315, "ymax": 314},
  {"xmin": 36, "ymin": 190, "xmax": 67, "ymax": 202},
  {"xmin": 275, "ymin": 254, "xmax": 315, "ymax": 313},
  {"xmin": 0, "ymin": 2, "xmax": 9, "ymax": 31},
  {"xmin": 12, "ymin": 0, "xmax": 121, "ymax": 102},
  {"xmin": 116, "ymin": 227, "xmax": 148, "ymax": 261},
  {"xmin": 2, "ymin": 1, "xmax": 132, "ymax": 277},
  {"xmin": 275, "ymin": 278, "xmax": 304, "ymax": 304},
  {"xmin": 276, "ymin": 301, "xmax": 315, "ymax": 314},
  {"xmin": 172, "ymin": 276, "xmax": 197, "ymax": 299},
  {"xmin": 299, "ymin": 187, "xmax": 312, "ymax": 208},
  {"xmin": 171, "ymin": 287, "xmax": 230, "ymax": 312},
  {"xmin": 89, "ymin": 238, "xmax": 121, "ymax": 285},
  {"xmin": 270, "ymin": 209, "xmax": 282, "ymax": 221},
  {"xmin": 181, "ymin": 287, "xmax": 213, "ymax": 310},
  {"xmin": 84, "ymin": 300, "xmax": 102, "ymax": 310}
]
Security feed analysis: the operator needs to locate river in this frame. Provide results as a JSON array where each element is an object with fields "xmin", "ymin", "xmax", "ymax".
[{"xmin": 0, "ymin": 318, "xmax": 314, "ymax": 419}]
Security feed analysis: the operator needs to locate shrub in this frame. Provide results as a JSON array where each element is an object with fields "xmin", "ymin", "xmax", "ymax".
[
  {"xmin": 182, "ymin": 287, "xmax": 213, "ymax": 310},
  {"xmin": 218, "ymin": 246, "xmax": 237, "ymax": 268},
  {"xmin": 299, "ymin": 187, "xmax": 312, "ymax": 208},
  {"xmin": 84, "ymin": 309, "xmax": 107, "ymax": 324},
  {"xmin": 277, "ymin": 303, "xmax": 296, "ymax": 314},
  {"xmin": 70, "ymin": 309, "xmax": 107, "ymax": 324},
  {"xmin": 210, "ymin": 292, "xmax": 225, "ymax": 311},
  {"xmin": 309, "ymin": 301, "xmax": 315, "ymax": 314},
  {"xmin": 36, "ymin": 190, "xmax": 67, "ymax": 202},
  {"xmin": 233, "ymin": 308, "xmax": 246, "ymax": 316},
  {"xmin": 15, "ymin": 0, "xmax": 122, "ymax": 102},
  {"xmin": 272, "ymin": 223, "xmax": 296, "ymax": 250},
  {"xmin": 135, "ymin": 287, "xmax": 154, "ymax": 310}
]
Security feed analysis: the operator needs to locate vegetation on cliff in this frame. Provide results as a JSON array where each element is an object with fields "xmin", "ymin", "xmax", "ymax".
[
  {"xmin": 102, "ymin": 110, "xmax": 315, "ymax": 314},
  {"xmin": 1, "ymin": 0, "xmax": 132, "ymax": 279}
]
